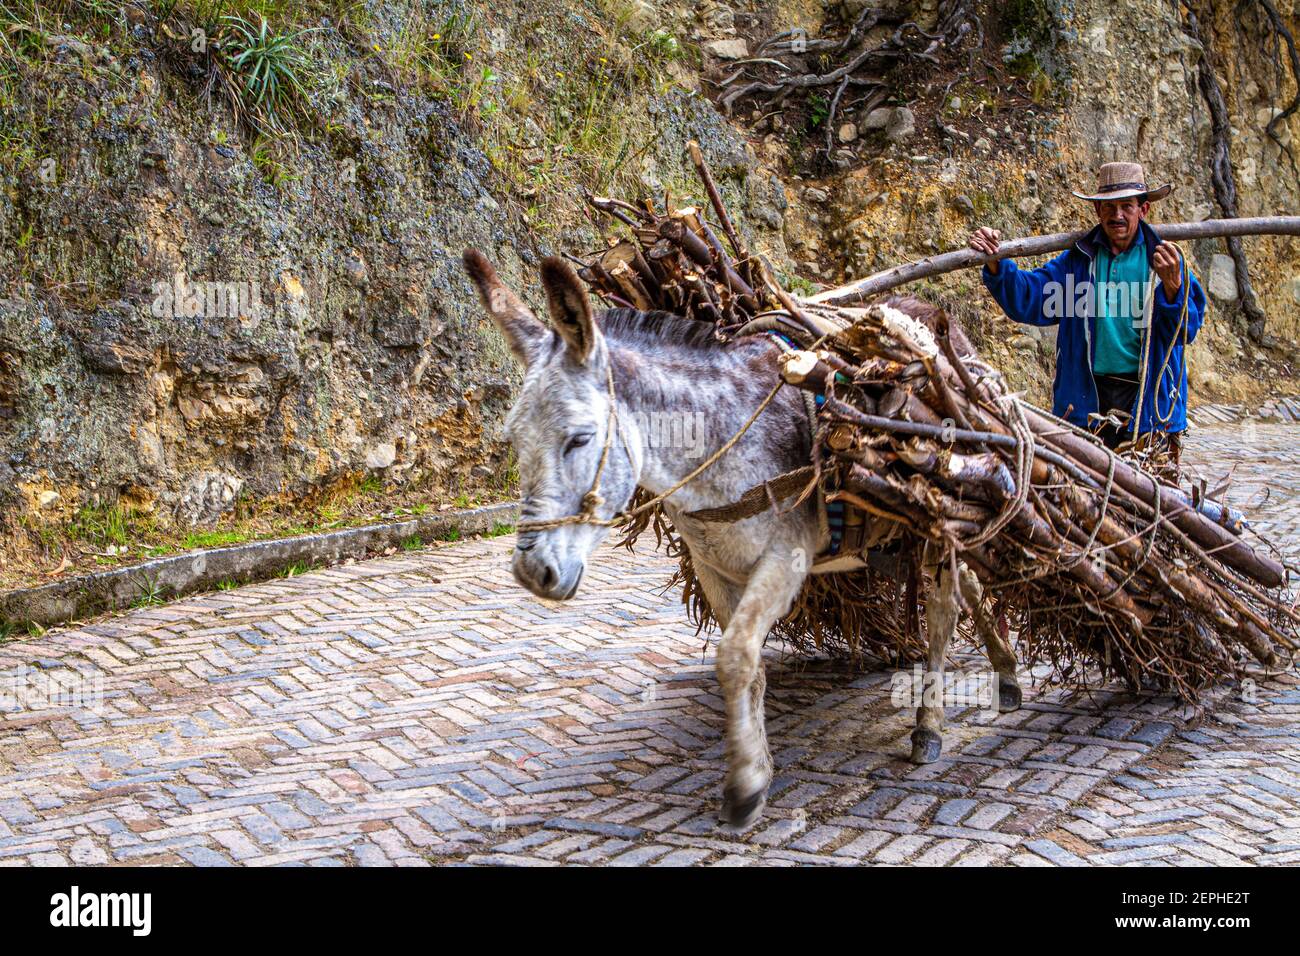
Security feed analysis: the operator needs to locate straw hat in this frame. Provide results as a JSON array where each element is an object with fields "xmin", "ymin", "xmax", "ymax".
[{"xmin": 1071, "ymin": 161, "xmax": 1173, "ymax": 203}]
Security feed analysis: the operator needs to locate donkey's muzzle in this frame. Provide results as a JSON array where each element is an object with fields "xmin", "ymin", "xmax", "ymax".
[{"xmin": 512, "ymin": 548, "xmax": 582, "ymax": 601}]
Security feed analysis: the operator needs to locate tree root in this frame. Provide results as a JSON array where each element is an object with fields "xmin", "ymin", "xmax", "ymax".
[
  {"xmin": 1183, "ymin": 2, "xmax": 1272, "ymax": 344},
  {"xmin": 714, "ymin": 0, "xmax": 980, "ymax": 167}
]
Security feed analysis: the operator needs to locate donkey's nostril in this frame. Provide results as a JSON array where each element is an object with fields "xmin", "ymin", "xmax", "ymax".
[{"xmin": 539, "ymin": 564, "xmax": 556, "ymax": 590}]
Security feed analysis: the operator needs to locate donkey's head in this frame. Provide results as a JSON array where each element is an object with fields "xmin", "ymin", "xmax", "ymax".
[{"xmin": 462, "ymin": 248, "xmax": 642, "ymax": 600}]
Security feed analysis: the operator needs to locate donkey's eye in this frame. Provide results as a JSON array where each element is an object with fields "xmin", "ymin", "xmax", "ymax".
[{"xmin": 563, "ymin": 433, "xmax": 593, "ymax": 456}]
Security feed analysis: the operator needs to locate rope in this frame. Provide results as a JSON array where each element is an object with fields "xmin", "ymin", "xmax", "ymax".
[
  {"xmin": 1131, "ymin": 240, "xmax": 1191, "ymax": 442},
  {"xmin": 513, "ymin": 366, "xmax": 787, "ymax": 533},
  {"xmin": 515, "ymin": 364, "xmax": 620, "ymax": 532},
  {"xmin": 513, "ymin": 281, "xmax": 865, "ymax": 536}
]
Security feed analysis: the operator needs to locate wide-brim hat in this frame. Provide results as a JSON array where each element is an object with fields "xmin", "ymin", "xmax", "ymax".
[{"xmin": 1071, "ymin": 161, "xmax": 1173, "ymax": 203}]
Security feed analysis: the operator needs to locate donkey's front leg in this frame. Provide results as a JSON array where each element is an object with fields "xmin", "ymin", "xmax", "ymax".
[
  {"xmin": 912, "ymin": 548, "xmax": 958, "ymax": 764},
  {"xmin": 716, "ymin": 552, "xmax": 805, "ymax": 829}
]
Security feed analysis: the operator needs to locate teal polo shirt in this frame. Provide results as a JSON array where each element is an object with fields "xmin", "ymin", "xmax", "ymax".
[{"xmin": 1093, "ymin": 230, "xmax": 1149, "ymax": 376}]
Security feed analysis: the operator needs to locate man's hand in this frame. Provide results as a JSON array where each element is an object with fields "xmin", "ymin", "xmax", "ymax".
[
  {"xmin": 969, "ymin": 227, "xmax": 1002, "ymax": 273},
  {"xmin": 1153, "ymin": 241, "xmax": 1183, "ymax": 299}
]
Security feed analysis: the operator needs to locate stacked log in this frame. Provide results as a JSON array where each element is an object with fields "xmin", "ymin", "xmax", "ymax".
[{"xmin": 573, "ymin": 143, "xmax": 1297, "ymax": 697}]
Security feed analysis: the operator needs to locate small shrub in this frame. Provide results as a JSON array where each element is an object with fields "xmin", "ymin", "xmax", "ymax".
[{"xmin": 218, "ymin": 13, "xmax": 317, "ymax": 134}]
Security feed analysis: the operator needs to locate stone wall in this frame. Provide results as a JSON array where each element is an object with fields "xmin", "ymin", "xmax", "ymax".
[{"xmin": 0, "ymin": 0, "xmax": 791, "ymax": 557}]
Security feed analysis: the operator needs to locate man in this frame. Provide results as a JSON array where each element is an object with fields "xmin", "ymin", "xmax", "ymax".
[{"xmin": 968, "ymin": 162, "xmax": 1207, "ymax": 468}]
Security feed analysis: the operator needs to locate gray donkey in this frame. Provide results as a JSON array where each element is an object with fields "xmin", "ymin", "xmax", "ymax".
[{"xmin": 462, "ymin": 248, "xmax": 1021, "ymax": 828}]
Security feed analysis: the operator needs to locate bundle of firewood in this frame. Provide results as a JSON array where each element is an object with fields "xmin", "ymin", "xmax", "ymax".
[{"xmin": 570, "ymin": 144, "xmax": 1298, "ymax": 697}]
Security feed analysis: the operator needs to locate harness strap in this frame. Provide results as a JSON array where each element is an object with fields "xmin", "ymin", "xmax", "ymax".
[{"xmin": 685, "ymin": 466, "xmax": 816, "ymax": 522}]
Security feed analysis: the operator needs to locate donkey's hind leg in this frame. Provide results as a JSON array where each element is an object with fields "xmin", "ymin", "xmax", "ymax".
[
  {"xmin": 912, "ymin": 546, "xmax": 958, "ymax": 764},
  {"xmin": 956, "ymin": 563, "xmax": 1022, "ymax": 712}
]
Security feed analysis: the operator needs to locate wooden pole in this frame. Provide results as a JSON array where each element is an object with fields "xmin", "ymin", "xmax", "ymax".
[{"xmin": 806, "ymin": 215, "xmax": 1300, "ymax": 306}]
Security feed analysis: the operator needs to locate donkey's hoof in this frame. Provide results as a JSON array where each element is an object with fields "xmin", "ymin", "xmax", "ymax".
[
  {"xmin": 910, "ymin": 728, "xmax": 943, "ymax": 764},
  {"xmin": 720, "ymin": 786, "xmax": 766, "ymax": 830},
  {"xmin": 998, "ymin": 679, "xmax": 1023, "ymax": 713}
]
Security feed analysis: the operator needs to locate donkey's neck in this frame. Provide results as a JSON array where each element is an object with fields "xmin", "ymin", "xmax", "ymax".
[{"xmin": 608, "ymin": 339, "xmax": 810, "ymax": 514}]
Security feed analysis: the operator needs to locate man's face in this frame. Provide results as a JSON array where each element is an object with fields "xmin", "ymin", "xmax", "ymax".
[{"xmin": 1094, "ymin": 197, "xmax": 1150, "ymax": 250}]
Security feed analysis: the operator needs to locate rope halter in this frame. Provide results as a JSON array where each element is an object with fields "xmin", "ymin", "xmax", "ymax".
[{"xmin": 512, "ymin": 359, "xmax": 787, "ymax": 534}]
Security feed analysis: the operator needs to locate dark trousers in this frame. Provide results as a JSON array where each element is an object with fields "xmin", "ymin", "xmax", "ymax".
[
  {"xmin": 1092, "ymin": 373, "xmax": 1184, "ymax": 475},
  {"xmin": 1093, "ymin": 374, "xmax": 1140, "ymax": 450}
]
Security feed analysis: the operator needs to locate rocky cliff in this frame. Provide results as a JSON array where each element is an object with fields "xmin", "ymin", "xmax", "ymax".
[{"xmin": 1, "ymin": 0, "xmax": 1297, "ymax": 589}]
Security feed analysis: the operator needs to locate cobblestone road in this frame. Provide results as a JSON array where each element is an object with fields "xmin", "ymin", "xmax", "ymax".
[{"xmin": 1, "ymin": 422, "xmax": 1296, "ymax": 866}]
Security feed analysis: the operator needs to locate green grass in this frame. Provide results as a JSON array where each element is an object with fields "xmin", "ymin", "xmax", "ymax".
[
  {"xmin": 131, "ymin": 575, "xmax": 167, "ymax": 608},
  {"xmin": 69, "ymin": 504, "xmax": 134, "ymax": 548},
  {"xmin": 486, "ymin": 521, "xmax": 514, "ymax": 538},
  {"xmin": 387, "ymin": 2, "xmax": 480, "ymax": 99},
  {"xmin": 0, "ymin": 3, "xmax": 49, "ymax": 61},
  {"xmin": 400, "ymin": 534, "xmax": 423, "ymax": 551},
  {"xmin": 183, "ymin": 529, "xmax": 248, "ymax": 550},
  {"xmin": 0, "ymin": 618, "xmax": 42, "ymax": 642},
  {"xmin": 278, "ymin": 560, "xmax": 312, "ymax": 577},
  {"xmin": 497, "ymin": 451, "xmax": 520, "ymax": 494},
  {"xmin": 249, "ymin": 133, "xmax": 299, "ymax": 186},
  {"xmin": 216, "ymin": 578, "xmax": 240, "ymax": 590},
  {"xmin": 436, "ymin": 526, "xmax": 461, "ymax": 543}
]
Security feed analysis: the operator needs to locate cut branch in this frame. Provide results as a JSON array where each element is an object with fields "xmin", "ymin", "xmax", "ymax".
[
  {"xmin": 806, "ymin": 216, "xmax": 1300, "ymax": 305},
  {"xmin": 577, "ymin": 141, "xmax": 1298, "ymax": 697}
]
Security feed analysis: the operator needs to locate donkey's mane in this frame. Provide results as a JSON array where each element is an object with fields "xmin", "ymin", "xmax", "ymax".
[
  {"xmin": 596, "ymin": 296, "xmax": 958, "ymax": 355},
  {"xmin": 596, "ymin": 307, "xmax": 729, "ymax": 352}
]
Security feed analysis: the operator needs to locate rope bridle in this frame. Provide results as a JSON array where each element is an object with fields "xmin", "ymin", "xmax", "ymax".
[{"xmin": 512, "ymin": 362, "xmax": 787, "ymax": 534}]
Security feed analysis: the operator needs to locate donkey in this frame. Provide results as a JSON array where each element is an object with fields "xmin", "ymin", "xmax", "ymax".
[{"xmin": 462, "ymin": 248, "xmax": 1022, "ymax": 828}]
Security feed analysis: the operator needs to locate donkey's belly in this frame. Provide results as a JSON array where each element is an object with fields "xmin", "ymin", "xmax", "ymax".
[{"xmin": 668, "ymin": 508, "xmax": 806, "ymax": 586}]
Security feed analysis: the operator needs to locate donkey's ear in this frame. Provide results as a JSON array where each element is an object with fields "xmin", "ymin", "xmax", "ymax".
[
  {"xmin": 539, "ymin": 256, "xmax": 596, "ymax": 364},
  {"xmin": 462, "ymin": 248, "xmax": 550, "ymax": 365}
]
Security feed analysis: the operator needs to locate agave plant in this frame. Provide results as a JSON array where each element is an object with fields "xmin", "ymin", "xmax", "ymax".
[{"xmin": 219, "ymin": 14, "xmax": 317, "ymax": 133}]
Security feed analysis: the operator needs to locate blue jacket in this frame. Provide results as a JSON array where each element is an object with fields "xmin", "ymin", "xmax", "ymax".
[{"xmin": 981, "ymin": 220, "xmax": 1207, "ymax": 435}]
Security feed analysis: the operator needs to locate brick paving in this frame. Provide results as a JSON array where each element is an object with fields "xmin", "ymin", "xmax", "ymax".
[{"xmin": 0, "ymin": 422, "xmax": 1296, "ymax": 866}]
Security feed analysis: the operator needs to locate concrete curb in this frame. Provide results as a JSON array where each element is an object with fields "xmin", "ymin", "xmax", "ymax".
[{"xmin": 1, "ymin": 501, "xmax": 519, "ymax": 629}]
